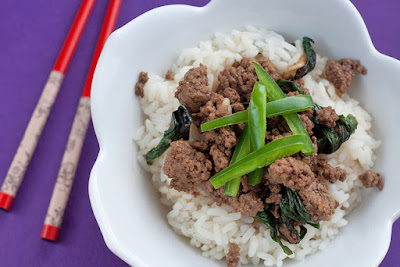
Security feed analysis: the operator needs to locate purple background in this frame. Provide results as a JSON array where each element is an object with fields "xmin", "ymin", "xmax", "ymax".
[{"xmin": 0, "ymin": 0, "xmax": 399, "ymax": 266}]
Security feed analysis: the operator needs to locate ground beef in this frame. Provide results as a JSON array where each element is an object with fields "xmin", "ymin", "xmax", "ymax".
[
  {"xmin": 270, "ymin": 205, "xmax": 280, "ymax": 219},
  {"xmin": 359, "ymin": 170, "xmax": 383, "ymax": 191},
  {"xmin": 192, "ymin": 92, "xmax": 231, "ymax": 128},
  {"xmin": 241, "ymin": 175, "xmax": 262, "ymax": 193},
  {"xmin": 266, "ymin": 117, "xmax": 291, "ymax": 140},
  {"xmin": 318, "ymin": 159, "xmax": 347, "ymax": 183},
  {"xmin": 229, "ymin": 192, "xmax": 264, "ymax": 217},
  {"xmin": 202, "ymin": 127, "xmax": 237, "ymax": 149},
  {"xmin": 302, "ymin": 107, "xmax": 314, "ymax": 118},
  {"xmin": 325, "ymin": 58, "xmax": 367, "ymax": 97},
  {"xmin": 218, "ymin": 57, "xmax": 280, "ymax": 102},
  {"xmin": 266, "ymin": 130, "xmax": 292, "ymax": 143},
  {"xmin": 258, "ymin": 57, "xmax": 281, "ymax": 80},
  {"xmin": 226, "ymin": 243, "xmax": 240, "ymax": 267},
  {"xmin": 135, "ymin": 72, "xmax": 148, "ymax": 98},
  {"xmin": 210, "ymin": 144, "xmax": 232, "ymax": 172},
  {"xmin": 209, "ymin": 186, "xmax": 231, "ymax": 205},
  {"xmin": 222, "ymin": 87, "xmax": 241, "ymax": 104},
  {"xmin": 201, "ymin": 93, "xmax": 231, "ymax": 122},
  {"xmin": 292, "ymin": 221, "xmax": 305, "ymax": 227},
  {"xmin": 285, "ymin": 90, "xmax": 300, "ymax": 97},
  {"xmin": 268, "ymin": 183, "xmax": 282, "ymax": 194},
  {"xmin": 315, "ymin": 106, "xmax": 339, "ymax": 128},
  {"xmin": 163, "ymin": 141, "xmax": 212, "ymax": 193},
  {"xmin": 300, "ymin": 136, "xmax": 319, "ymax": 172},
  {"xmin": 299, "ymin": 183, "xmax": 338, "ymax": 222},
  {"xmin": 197, "ymin": 180, "xmax": 229, "ymax": 206},
  {"xmin": 279, "ymin": 224, "xmax": 299, "ymax": 244},
  {"xmin": 231, "ymin": 102, "xmax": 245, "ymax": 113},
  {"xmin": 263, "ymin": 180, "xmax": 282, "ymax": 204},
  {"xmin": 299, "ymin": 114, "xmax": 314, "ymax": 136},
  {"xmin": 190, "ymin": 139, "xmax": 210, "ymax": 152},
  {"xmin": 266, "ymin": 157, "xmax": 338, "ymax": 221},
  {"xmin": 267, "ymin": 157, "xmax": 316, "ymax": 189},
  {"xmin": 294, "ymin": 78, "xmax": 305, "ymax": 88},
  {"xmin": 175, "ymin": 64, "xmax": 211, "ymax": 113},
  {"xmin": 165, "ymin": 69, "xmax": 174, "ymax": 80},
  {"xmin": 265, "ymin": 193, "xmax": 282, "ymax": 204}
]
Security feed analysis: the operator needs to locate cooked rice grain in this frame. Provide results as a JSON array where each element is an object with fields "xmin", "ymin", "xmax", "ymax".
[{"xmin": 134, "ymin": 26, "xmax": 379, "ymax": 266}]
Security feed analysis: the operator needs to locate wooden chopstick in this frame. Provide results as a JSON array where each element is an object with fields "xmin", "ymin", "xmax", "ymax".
[
  {"xmin": 0, "ymin": 0, "xmax": 96, "ymax": 211},
  {"xmin": 41, "ymin": 0, "xmax": 122, "ymax": 242}
]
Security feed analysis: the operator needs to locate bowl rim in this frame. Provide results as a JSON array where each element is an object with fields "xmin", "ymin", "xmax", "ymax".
[{"xmin": 89, "ymin": 0, "xmax": 400, "ymax": 266}]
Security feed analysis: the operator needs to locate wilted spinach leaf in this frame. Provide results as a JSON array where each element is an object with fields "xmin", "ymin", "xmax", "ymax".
[
  {"xmin": 257, "ymin": 204, "xmax": 293, "ymax": 255},
  {"xmin": 276, "ymin": 80, "xmax": 358, "ymax": 154},
  {"xmin": 299, "ymin": 226, "xmax": 307, "ymax": 241},
  {"xmin": 257, "ymin": 188, "xmax": 318, "ymax": 254},
  {"xmin": 145, "ymin": 105, "xmax": 192, "ymax": 165},
  {"xmin": 278, "ymin": 212, "xmax": 300, "ymax": 244},
  {"xmin": 294, "ymin": 37, "xmax": 316, "ymax": 79},
  {"xmin": 312, "ymin": 111, "xmax": 358, "ymax": 154},
  {"xmin": 276, "ymin": 79, "xmax": 307, "ymax": 95},
  {"xmin": 280, "ymin": 187, "xmax": 320, "ymax": 229}
]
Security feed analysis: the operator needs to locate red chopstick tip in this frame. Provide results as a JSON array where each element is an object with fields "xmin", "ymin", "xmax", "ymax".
[
  {"xmin": 0, "ymin": 192, "xmax": 14, "ymax": 211},
  {"xmin": 41, "ymin": 225, "xmax": 61, "ymax": 242}
]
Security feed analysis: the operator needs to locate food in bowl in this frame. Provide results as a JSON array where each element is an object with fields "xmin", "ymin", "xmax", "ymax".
[{"xmin": 133, "ymin": 26, "xmax": 383, "ymax": 266}]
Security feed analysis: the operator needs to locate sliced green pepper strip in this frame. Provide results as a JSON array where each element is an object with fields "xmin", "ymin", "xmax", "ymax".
[
  {"xmin": 253, "ymin": 62, "xmax": 314, "ymax": 155},
  {"xmin": 210, "ymin": 135, "xmax": 307, "ymax": 189},
  {"xmin": 200, "ymin": 95, "xmax": 314, "ymax": 132},
  {"xmin": 224, "ymin": 125, "xmax": 250, "ymax": 197},
  {"xmin": 248, "ymin": 82, "xmax": 267, "ymax": 186}
]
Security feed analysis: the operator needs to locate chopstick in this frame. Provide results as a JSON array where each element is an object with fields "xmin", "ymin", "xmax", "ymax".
[
  {"xmin": 41, "ymin": 0, "xmax": 122, "ymax": 242},
  {"xmin": 0, "ymin": 0, "xmax": 96, "ymax": 211}
]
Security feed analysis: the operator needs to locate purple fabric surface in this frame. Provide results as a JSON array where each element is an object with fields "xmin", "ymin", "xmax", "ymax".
[{"xmin": 0, "ymin": 0, "xmax": 398, "ymax": 266}]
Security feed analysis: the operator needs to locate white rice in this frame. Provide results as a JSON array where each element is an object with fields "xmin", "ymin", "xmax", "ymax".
[{"xmin": 134, "ymin": 26, "xmax": 380, "ymax": 266}]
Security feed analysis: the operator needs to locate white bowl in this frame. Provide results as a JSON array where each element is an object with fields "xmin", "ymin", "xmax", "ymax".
[{"xmin": 89, "ymin": 0, "xmax": 400, "ymax": 266}]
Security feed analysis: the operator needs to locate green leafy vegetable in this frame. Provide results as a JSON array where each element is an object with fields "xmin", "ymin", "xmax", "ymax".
[
  {"xmin": 278, "ymin": 212, "xmax": 300, "ymax": 244},
  {"xmin": 210, "ymin": 135, "xmax": 308, "ymax": 189},
  {"xmin": 276, "ymin": 79, "xmax": 358, "ymax": 154},
  {"xmin": 276, "ymin": 79, "xmax": 307, "ymax": 95},
  {"xmin": 312, "ymin": 112, "xmax": 358, "ymax": 154},
  {"xmin": 145, "ymin": 105, "xmax": 192, "ymax": 165},
  {"xmin": 280, "ymin": 187, "xmax": 319, "ymax": 229},
  {"xmin": 200, "ymin": 95, "xmax": 314, "ymax": 132},
  {"xmin": 299, "ymin": 226, "xmax": 307, "ymax": 240},
  {"xmin": 257, "ymin": 188, "xmax": 316, "ymax": 254},
  {"xmin": 257, "ymin": 204, "xmax": 293, "ymax": 255},
  {"xmin": 248, "ymin": 82, "xmax": 267, "ymax": 186},
  {"xmin": 277, "ymin": 79, "xmax": 319, "ymax": 110},
  {"xmin": 253, "ymin": 62, "xmax": 315, "ymax": 155},
  {"xmin": 224, "ymin": 125, "xmax": 250, "ymax": 197},
  {"xmin": 294, "ymin": 37, "xmax": 316, "ymax": 79}
]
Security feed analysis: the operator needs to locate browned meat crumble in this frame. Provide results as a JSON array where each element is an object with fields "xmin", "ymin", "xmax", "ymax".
[
  {"xmin": 163, "ymin": 140, "xmax": 212, "ymax": 194},
  {"xmin": 279, "ymin": 223, "xmax": 299, "ymax": 244},
  {"xmin": 325, "ymin": 58, "xmax": 367, "ymax": 97},
  {"xmin": 229, "ymin": 192, "xmax": 264, "ymax": 217},
  {"xmin": 134, "ymin": 72, "xmax": 148, "ymax": 98},
  {"xmin": 226, "ymin": 243, "xmax": 240, "ymax": 267},
  {"xmin": 175, "ymin": 64, "xmax": 211, "ymax": 113},
  {"xmin": 217, "ymin": 57, "xmax": 279, "ymax": 103},
  {"xmin": 165, "ymin": 69, "xmax": 174, "ymax": 80},
  {"xmin": 359, "ymin": 170, "xmax": 384, "ymax": 191},
  {"xmin": 315, "ymin": 106, "xmax": 339, "ymax": 128},
  {"xmin": 318, "ymin": 159, "xmax": 347, "ymax": 184},
  {"xmin": 267, "ymin": 157, "xmax": 338, "ymax": 222}
]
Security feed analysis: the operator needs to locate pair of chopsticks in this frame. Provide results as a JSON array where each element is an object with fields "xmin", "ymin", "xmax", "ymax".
[{"xmin": 0, "ymin": 0, "xmax": 122, "ymax": 242}]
